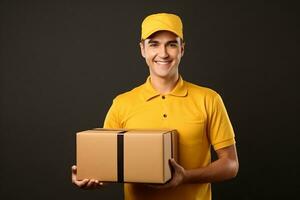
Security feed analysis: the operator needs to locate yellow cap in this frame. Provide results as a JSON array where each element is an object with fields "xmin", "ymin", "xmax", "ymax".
[{"xmin": 141, "ymin": 13, "xmax": 183, "ymax": 40}]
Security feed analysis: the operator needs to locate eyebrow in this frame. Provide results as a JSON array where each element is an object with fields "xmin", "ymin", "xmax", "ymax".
[{"xmin": 148, "ymin": 39, "xmax": 179, "ymax": 44}]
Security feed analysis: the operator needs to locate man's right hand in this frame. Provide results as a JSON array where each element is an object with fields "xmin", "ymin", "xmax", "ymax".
[{"xmin": 71, "ymin": 165, "xmax": 105, "ymax": 189}]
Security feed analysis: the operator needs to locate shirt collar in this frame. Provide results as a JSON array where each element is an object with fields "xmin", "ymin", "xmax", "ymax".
[{"xmin": 141, "ymin": 75, "xmax": 188, "ymax": 101}]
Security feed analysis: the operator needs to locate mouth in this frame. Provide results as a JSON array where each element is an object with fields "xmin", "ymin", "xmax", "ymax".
[{"xmin": 154, "ymin": 60, "xmax": 172, "ymax": 65}]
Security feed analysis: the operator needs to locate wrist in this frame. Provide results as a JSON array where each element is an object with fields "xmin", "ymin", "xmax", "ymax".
[{"xmin": 182, "ymin": 169, "xmax": 191, "ymax": 184}]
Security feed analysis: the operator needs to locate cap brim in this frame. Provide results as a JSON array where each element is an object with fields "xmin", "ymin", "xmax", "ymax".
[{"xmin": 142, "ymin": 27, "xmax": 182, "ymax": 40}]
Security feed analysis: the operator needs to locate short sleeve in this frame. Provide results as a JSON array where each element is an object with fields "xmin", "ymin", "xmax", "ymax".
[
  {"xmin": 207, "ymin": 93, "xmax": 236, "ymax": 150},
  {"xmin": 103, "ymin": 98, "xmax": 123, "ymax": 129}
]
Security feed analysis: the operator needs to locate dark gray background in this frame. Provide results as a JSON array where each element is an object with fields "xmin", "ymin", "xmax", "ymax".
[{"xmin": 1, "ymin": 0, "xmax": 299, "ymax": 199}]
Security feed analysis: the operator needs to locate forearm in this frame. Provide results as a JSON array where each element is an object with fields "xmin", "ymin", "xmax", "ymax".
[
  {"xmin": 183, "ymin": 145, "xmax": 239, "ymax": 184},
  {"xmin": 184, "ymin": 157, "xmax": 238, "ymax": 184}
]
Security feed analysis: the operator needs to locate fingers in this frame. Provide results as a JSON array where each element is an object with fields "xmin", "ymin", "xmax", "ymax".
[
  {"xmin": 85, "ymin": 179, "xmax": 97, "ymax": 188},
  {"xmin": 74, "ymin": 178, "xmax": 104, "ymax": 189},
  {"xmin": 77, "ymin": 179, "xmax": 90, "ymax": 188},
  {"xmin": 71, "ymin": 165, "xmax": 105, "ymax": 189},
  {"xmin": 83, "ymin": 180, "xmax": 106, "ymax": 189},
  {"xmin": 98, "ymin": 182, "xmax": 104, "ymax": 186}
]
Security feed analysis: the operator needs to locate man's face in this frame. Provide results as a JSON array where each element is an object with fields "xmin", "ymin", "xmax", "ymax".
[{"xmin": 140, "ymin": 31, "xmax": 184, "ymax": 79}]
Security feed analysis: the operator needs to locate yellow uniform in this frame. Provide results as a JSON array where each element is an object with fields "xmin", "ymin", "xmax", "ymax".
[{"xmin": 104, "ymin": 76, "xmax": 236, "ymax": 200}]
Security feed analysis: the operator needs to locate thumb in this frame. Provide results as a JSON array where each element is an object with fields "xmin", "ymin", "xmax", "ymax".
[
  {"xmin": 72, "ymin": 165, "xmax": 77, "ymax": 173},
  {"xmin": 169, "ymin": 158, "xmax": 180, "ymax": 168},
  {"xmin": 71, "ymin": 165, "xmax": 77, "ymax": 183}
]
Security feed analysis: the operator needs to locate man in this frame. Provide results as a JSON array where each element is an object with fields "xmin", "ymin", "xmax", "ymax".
[{"xmin": 72, "ymin": 13, "xmax": 239, "ymax": 200}]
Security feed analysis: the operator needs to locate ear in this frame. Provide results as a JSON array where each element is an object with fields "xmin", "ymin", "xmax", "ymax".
[
  {"xmin": 180, "ymin": 42, "xmax": 185, "ymax": 57},
  {"xmin": 140, "ymin": 42, "xmax": 146, "ymax": 58}
]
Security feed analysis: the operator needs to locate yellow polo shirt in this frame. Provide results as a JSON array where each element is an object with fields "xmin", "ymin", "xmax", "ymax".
[{"xmin": 103, "ymin": 76, "xmax": 235, "ymax": 200}]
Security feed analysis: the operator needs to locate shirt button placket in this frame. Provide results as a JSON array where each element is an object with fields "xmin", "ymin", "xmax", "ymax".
[{"xmin": 161, "ymin": 95, "xmax": 168, "ymax": 126}]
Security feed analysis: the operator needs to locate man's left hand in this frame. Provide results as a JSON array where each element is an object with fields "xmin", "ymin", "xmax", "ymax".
[{"xmin": 147, "ymin": 158, "xmax": 187, "ymax": 189}]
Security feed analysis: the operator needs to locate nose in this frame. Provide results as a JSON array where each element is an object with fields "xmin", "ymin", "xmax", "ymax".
[{"xmin": 158, "ymin": 45, "xmax": 169, "ymax": 58}]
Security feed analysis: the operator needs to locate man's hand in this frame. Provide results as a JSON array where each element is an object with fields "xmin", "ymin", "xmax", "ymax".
[
  {"xmin": 71, "ymin": 165, "xmax": 105, "ymax": 189},
  {"xmin": 147, "ymin": 158, "xmax": 186, "ymax": 189}
]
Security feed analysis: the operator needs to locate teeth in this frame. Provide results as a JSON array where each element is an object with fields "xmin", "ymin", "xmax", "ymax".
[{"xmin": 155, "ymin": 61, "xmax": 170, "ymax": 64}]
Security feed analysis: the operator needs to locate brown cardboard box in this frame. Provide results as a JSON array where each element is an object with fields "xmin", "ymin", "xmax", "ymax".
[{"xmin": 76, "ymin": 128, "xmax": 178, "ymax": 183}]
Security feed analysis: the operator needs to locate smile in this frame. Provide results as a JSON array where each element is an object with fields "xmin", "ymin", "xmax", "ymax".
[{"xmin": 155, "ymin": 61, "xmax": 172, "ymax": 64}]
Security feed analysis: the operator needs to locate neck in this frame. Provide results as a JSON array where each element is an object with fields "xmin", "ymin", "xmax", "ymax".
[{"xmin": 150, "ymin": 74, "xmax": 179, "ymax": 94}]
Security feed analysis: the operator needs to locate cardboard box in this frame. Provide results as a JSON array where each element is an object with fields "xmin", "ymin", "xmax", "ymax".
[{"xmin": 76, "ymin": 128, "xmax": 178, "ymax": 183}]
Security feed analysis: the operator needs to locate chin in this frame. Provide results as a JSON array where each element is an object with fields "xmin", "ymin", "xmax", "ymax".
[
  {"xmin": 150, "ymin": 66, "xmax": 177, "ymax": 79},
  {"xmin": 155, "ymin": 72, "xmax": 174, "ymax": 79}
]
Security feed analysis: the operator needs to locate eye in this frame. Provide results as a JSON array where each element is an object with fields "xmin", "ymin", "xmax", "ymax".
[
  {"xmin": 169, "ymin": 43, "xmax": 178, "ymax": 48},
  {"xmin": 149, "ymin": 43, "xmax": 158, "ymax": 47}
]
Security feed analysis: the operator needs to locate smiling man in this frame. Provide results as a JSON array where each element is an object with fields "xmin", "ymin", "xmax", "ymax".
[{"xmin": 72, "ymin": 13, "xmax": 239, "ymax": 200}]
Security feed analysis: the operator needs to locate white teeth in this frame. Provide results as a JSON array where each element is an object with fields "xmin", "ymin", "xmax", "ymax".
[{"xmin": 155, "ymin": 61, "xmax": 170, "ymax": 64}]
